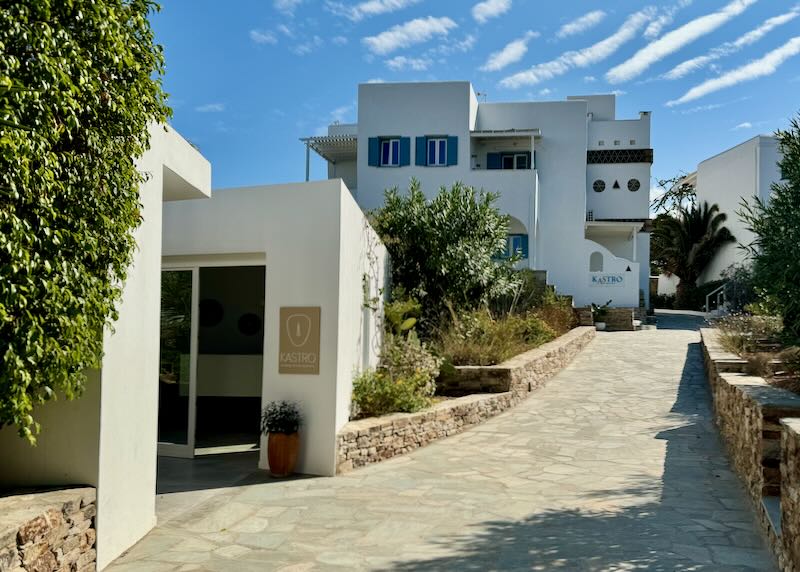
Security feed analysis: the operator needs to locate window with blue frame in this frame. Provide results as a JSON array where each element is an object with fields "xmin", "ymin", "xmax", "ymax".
[
  {"xmin": 381, "ymin": 138, "xmax": 400, "ymax": 167},
  {"xmin": 427, "ymin": 138, "xmax": 447, "ymax": 166},
  {"xmin": 498, "ymin": 234, "xmax": 529, "ymax": 259}
]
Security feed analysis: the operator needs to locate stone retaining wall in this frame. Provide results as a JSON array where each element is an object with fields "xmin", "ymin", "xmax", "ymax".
[
  {"xmin": 701, "ymin": 328, "xmax": 800, "ymax": 572},
  {"xmin": 0, "ymin": 487, "xmax": 96, "ymax": 572},
  {"xmin": 781, "ymin": 419, "xmax": 800, "ymax": 569},
  {"xmin": 337, "ymin": 326, "xmax": 596, "ymax": 473},
  {"xmin": 437, "ymin": 326, "xmax": 596, "ymax": 397}
]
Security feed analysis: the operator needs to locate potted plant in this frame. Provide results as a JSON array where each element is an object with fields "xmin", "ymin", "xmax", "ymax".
[
  {"xmin": 591, "ymin": 300, "xmax": 612, "ymax": 331},
  {"xmin": 261, "ymin": 401, "xmax": 302, "ymax": 477}
]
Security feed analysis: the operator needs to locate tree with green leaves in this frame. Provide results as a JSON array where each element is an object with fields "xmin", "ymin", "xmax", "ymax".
[
  {"xmin": 650, "ymin": 173, "xmax": 697, "ymax": 215},
  {"xmin": 371, "ymin": 179, "xmax": 520, "ymax": 332},
  {"xmin": 739, "ymin": 115, "xmax": 800, "ymax": 342},
  {"xmin": 651, "ymin": 201, "xmax": 735, "ymax": 309},
  {"xmin": 0, "ymin": 0, "xmax": 170, "ymax": 442}
]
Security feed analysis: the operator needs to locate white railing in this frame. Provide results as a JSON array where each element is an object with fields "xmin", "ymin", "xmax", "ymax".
[{"xmin": 705, "ymin": 282, "xmax": 727, "ymax": 315}]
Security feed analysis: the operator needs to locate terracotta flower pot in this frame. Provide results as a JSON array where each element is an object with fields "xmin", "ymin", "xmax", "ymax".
[{"xmin": 267, "ymin": 432, "xmax": 299, "ymax": 477}]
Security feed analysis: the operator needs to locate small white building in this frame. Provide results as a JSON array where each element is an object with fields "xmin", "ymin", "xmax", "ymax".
[
  {"xmin": 688, "ymin": 135, "xmax": 782, "ymax": 284},
  {"xmin": 303, "ymin": 81, "xmax": 653, "ymax": 309}
]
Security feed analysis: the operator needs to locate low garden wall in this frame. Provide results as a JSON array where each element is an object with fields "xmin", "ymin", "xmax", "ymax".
[
  {"xmin": 0, "ymin": 487, "xmax": 96, "ymax": 572},
  {"xmin": 336, "ymin": 326, "xmax": 595, "ymax": 473},
  {"xmin": 701, "ymin": 328, "xmax": 800, "ymax": 571}
]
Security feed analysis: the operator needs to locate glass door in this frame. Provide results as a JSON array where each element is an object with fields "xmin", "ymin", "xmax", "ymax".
[{"xmin": 157, "ymin": 268, "xmax": 198, "ymax": 457}]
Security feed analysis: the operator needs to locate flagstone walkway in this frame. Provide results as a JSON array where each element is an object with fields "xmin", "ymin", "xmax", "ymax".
[{"xmin": 109, "ymin": 313, "xmax": 776, "ymax": 571}]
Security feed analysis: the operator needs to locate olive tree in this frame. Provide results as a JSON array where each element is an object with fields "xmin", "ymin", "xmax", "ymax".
[
  {"xmin": 0, "ymin": 0, "xmax": 170, "ymax": 441},
  {"xmin": 740, "ymin": 115, "xmax": 800, "ymax": 342},
  {"xmin": 371, "ymin": 179, "xmax": 520, "ymax": 332}
]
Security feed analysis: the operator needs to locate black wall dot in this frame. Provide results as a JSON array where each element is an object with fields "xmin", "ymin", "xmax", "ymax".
[{"xmin": 613, "ymin": 180, "xmax": 620, "ymax": 189}]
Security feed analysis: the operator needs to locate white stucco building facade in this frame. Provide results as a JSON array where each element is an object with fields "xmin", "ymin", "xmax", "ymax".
[
  {"xmin": 304, "ymin": 81, "xmax": 652, "ymax": 309},
  {"xmin": 0, "ymin": 125, "xmax": 212, "ymax": 569},
  {"xmin": 689, "ymin": 135, "xmax": 782, "ymax": 284}
]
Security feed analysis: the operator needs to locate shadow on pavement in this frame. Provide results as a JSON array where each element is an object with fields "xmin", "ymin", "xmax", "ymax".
[{"xmin": 378, "ymin": 342, "xmax": 774, "ymax": 571}]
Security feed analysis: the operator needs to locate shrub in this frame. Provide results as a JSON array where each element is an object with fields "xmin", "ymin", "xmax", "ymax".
[
  {"xmin": 534, "ymin": 291, "xmax": 577, "ymax": 336},
  {"xmin": 739, "ymin": 115, "xmax": 800, "ymax": 343},
  {"xmin": 261, "ymin": 401, "xmax": 302, "ymax": 435},
  {"xmin": 652, "ymin": 293, "xmax": 675, "ymax": 309},
  {"xmin": 351, "ymin": 325, "xmax": 443, "ymax": 419},
  {"xmin": 715, "ymin": 313, "xmax": 783, "ymax": 355},
  {"xmin": 489, "ymin": 269, "xmax": 549, "ymax": 316},
  {"xmin": 438, "ymin": 308, "xmax": 555, "ymax": 366},
  {"xmin": 720, "ymin": 263, "xmax": 757, "ymax": 313},
  {"xmin": 371, "ymin": 180, "xmax": 520, "ymax": 333},
  {"xmin": 0, "ymin": 0, "xmax": 171, "ymax": 441}
]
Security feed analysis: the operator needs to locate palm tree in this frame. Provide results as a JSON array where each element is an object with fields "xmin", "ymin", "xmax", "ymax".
[{"xmin": 651, "ymin": 201, "xmax": 735, "ymax": 309}]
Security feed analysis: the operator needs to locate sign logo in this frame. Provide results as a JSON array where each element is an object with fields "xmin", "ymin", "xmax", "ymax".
[
  {"xmin": 286, "ymin": 313, "xmax": 312, "ymax": 347},
  {"xmin": 279, "ymin": 307, "xmax": 321, "ymax": 375},
  {"xmin": 590, "ymin": 274, "xmax": 625, "ymax": 287}
]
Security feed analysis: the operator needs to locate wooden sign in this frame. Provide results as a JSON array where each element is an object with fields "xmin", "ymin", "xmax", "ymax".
[{"xmin": 279, "ymin": 307, "xmax": 321, "ymax": 374}]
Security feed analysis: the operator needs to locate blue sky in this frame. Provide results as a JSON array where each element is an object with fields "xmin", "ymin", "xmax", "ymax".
[{"xmin": 152, "ymin": 0, "xmax": 800, "ymax": 198}]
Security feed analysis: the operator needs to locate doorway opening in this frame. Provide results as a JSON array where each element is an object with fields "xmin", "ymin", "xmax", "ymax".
[{"xmin": 157, "ymin": 264, "xmax": 266, "ymax": 459}]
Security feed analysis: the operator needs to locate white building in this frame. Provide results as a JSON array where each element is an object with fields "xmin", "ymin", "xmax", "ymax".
[
  {"xmin": 688, "ymin": 135, "xmax": 782, "ymax": 284},
  {"xmin": 304, "ymin": 81, "xmax": 652, "ymax": 309}
]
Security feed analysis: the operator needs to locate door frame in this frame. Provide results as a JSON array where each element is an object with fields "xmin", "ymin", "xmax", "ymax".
[
  {"xmin": 157, "ymin": 266, "xmax": 199, "ymax": 458},
  {"xmin": 158, "ymin": 254, "xmax": 267, "ymax": 458}
]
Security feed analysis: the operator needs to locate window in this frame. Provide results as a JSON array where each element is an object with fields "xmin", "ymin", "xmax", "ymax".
[
  {"xmin": 500, "ymin": 234, "xmax": 529, "ymax": 259},
  {"xmin": 630, "ymin": 139, "xmax": 636, "ymax": 145},
  {"xmin": 590, "ymin": 251, "xmax": 604, "ymax": 272},
  {"xmin": 427, "ymin": 138, "xmax": 447, "ymax": 166},
  {"xmin": 592, "ymin": 179, "xmax": 606, "ymax": 193},
  {"xmin": 598, "ymin": 140, "xmax": 605, "ymax": 146},
  {"xmin": 614, "ymin": 140, "xmax": 621, "ymax": 146},
  {"xmin": 627, "ymin": 178, "xmax": 641, "ymax": 192},
  {"xmin": 502, "ymin": 155, "xmax": 514, "ymax": 170},
  {"xmin": 515, "ymin": 154, "xmax": 529, "ymax": 170},
  {"xmin": 381, "ymin": 138, "xmax": 400, "ymax": 167}
]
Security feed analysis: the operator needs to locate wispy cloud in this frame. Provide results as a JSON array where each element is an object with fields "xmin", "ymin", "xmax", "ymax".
[
  {"xmin": 325, "ymin": 0, "xmax": 420, "ymax": 22},
  {"xmin": 195, "ymin": 103, "xmax": 225, "ymax": 113},
  {"xmin": 274, "ymin": 0, "xmax": 302, "ymax": 16},
  {"xmin": 607, "ymin": 0, "xmax": 757, "ymax": 84},
  {"xmin": 385, "ymin": 55, "xmax": 433, "ymax": 71},
  {"xmin": 676, "ymin": 95, "xmax": 751, "ymax": 114},
  {"xmin": 332, "ymin": 35, "xmax": 349, "ymax": 46},
  {"xmin": 668, "ymin": 36, "xmax": 800, "ymax": 106},
  {"xmin": 472, "ymin": 0, "xmax": 511, "ymax": 24},
  {"xmin": 556, "ymin": 10, "xmax": 606, "ymax": 39},
  {"xmin": 584, "ymin": 75, "xmax": 597, "ymax": 82},
  {"xmin": 366, "ymin": 78, "xmax": 386, "ymax": 83},
  {"xmin": 363, "ymin": 16, "xmax": 457, "ymax": 55},
  {"xmin": 250, "ymin": 30, "xmax": 277, "ymax": 45},
  {"xmin": 278, "ymin": 24, "xmax": 294, "ymax": 38},
  {"xmin": 539, "ymin": 88, "xmax": 552, "ymax": 96},
  {"xmin": 480, "ymin": 31, "xmax": 539, "ymax": 72},
  {"xmin": 500, "ymin": 8, "xmax": 654, "ymax": 88},
  {"xmin": 292, "ymin": 35, "xmax": 324, "ymax": 55},
  {"xmin": 732, "ymin": 121, "xmax": 753, "ymax": 130},
  {"xmin": 644, "ymin": 0, "xmax": 693, "ymax": 39},
  {"xmin": 430, "ymin": 34, "xmax": 477, "ymax": 56},
  {"xmin": 664, "ymin": 6, "xmax": 800, "ymax": 80}
]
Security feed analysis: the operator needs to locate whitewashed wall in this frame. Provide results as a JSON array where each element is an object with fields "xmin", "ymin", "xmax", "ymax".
[
  {"xmin": 0, "ymin": 124, "xmax": 211, "ymax": 570},
  {"xmin": 161, "ymin": 180, "xmax": 388, "ymax": 476}
]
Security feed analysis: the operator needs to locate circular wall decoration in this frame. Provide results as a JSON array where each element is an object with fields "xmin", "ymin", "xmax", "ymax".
[
  {"xmin": 627, "ymin": 178, "xmax": 641, "ymax": 192},
  {"xmin": 198, "ymin": 299, "xmax": 224, "ymax": 327},
  {"xmin": 592, "ymin": 179, "xmax": 606, "ymax": 193},
  {"xmin": 238, "ymin": 313, "xmax": 262, "ymax": 336}
]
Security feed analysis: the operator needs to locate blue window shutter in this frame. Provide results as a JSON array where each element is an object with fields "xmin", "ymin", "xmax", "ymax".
[
  {"xmin": 368, "ymin": 137, "xmax": 379, "ymax": 167},
  {"xmin": 521, "ymin": 235, "xmax": 529, "ymax": 259},
  {"xmin": 415, "ymin": 137, "xmax": 426, "ymax": 166},
  {"xmin": 399, "ymin": 137, "xmax": 411, "ymax": 166},
  {"xmin": 525, "ymin": 152, "xmax": 532, "ymax": 169},
  {"xmin": 446, "ymin": 136, "xmax": 458, "ymax": 166},
  {"xmin": 487, "ymin": 152, "xmax": 501, "ymax": 170}
]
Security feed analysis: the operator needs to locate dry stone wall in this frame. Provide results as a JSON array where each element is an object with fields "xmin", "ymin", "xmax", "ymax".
[
  {"xmin": 337, "ymin": 326, "xmax": 596, "ymax": 473},
  {"xmin": 0, "ymin": 488, "xmax": 96, "ymax": 572},
  {"xmin": 701, "ymin": 328, "xmax": 800, "ymax": 572}
]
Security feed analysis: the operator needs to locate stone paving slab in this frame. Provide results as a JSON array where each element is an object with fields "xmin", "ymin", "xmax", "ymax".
[{"xmin": 109, "ymin": 314, "xmax": 777, "ymax": 571}]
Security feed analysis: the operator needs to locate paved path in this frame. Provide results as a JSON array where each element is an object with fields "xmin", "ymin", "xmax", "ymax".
[{"xmin": 110, "ymin": 314, "xmax": 776, "ymax": 571}]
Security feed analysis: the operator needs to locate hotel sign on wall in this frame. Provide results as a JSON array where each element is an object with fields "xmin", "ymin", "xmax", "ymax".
[
  {"xmin": 590, "ymin": 274, "xmax": 625, "ymax": 287},
  {"xmin": 279, "ymin": 307, "xmax": 321, "ymax": 374}
]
